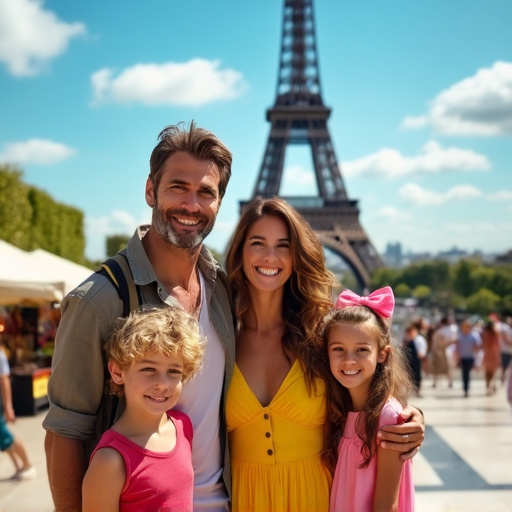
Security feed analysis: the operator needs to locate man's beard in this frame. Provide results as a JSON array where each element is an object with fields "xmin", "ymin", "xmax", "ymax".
[{"xmin": 152, "ymin": 202, "xmax": 214, "ymax": 250}]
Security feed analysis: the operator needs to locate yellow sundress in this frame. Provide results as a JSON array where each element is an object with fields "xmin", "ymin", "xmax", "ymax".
[{"xmin": 226, "ymin": 359, "xmax": 332, "ymax": 512}]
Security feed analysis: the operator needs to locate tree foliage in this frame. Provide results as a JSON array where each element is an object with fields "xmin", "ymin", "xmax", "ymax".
[
  {"xmin": 466, "ymin": 288, "xmax": 501, "ymax": 316},
  {"xmin": 0, "ymin": 164, "xmax": 85, "ymax": 263},
  {"xmin": 0, "ymin": 165, "xmax": 32, "ymax": 248},
  {"xmin": 371, "ymin": 257, "xmax": 512, "ymax": 317},
  {"xmin": 106, "ymin": 234, "xmax": 130, "ymax": 258}
]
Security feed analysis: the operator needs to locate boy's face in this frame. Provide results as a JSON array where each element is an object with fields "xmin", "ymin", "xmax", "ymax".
[{"xmin": 109, "ymin": 349, "xmax": 184, "ymax": 416}]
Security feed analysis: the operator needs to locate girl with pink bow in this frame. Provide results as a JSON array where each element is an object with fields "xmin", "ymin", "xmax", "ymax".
[{"xmin": 322, "ymin": 286, "xmax": 416, "ymax": 512}]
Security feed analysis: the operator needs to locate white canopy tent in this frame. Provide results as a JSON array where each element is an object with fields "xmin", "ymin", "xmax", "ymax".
[
  {"xmin": 0, "ymin": 241, "xmax": 93, "ymax": 305},
  {"xmin": 30, "ymin": 248, "xmax": 92, "ymax": 296}
]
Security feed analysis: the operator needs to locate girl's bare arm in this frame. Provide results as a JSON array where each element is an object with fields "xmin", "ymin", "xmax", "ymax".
[{"xmin": 373, "ymin": 443, "xmax": 404, "ymax": 512}]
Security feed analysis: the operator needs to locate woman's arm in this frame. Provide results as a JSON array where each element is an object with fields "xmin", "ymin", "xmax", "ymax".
[
  {"xmin": 373, "ymin": 444, "xmax": 404, "ymax": 512},
  {"xmin": 82, "ymin": 447, "xmax": 125, "ymax": 512},
  {"xmin": 377, "ymin": 405, "xmax": 425, "ymax": 460}
]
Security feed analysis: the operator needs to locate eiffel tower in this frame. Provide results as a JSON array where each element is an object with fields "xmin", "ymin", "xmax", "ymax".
[{"xmin": 240, "ymin": 0, "xmax": 383, "ymax": 290}]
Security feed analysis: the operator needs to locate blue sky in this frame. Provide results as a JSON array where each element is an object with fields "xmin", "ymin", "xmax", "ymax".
[{"xmin": 1, "ymin": 0, "xmax": 511, "ymax": 262}]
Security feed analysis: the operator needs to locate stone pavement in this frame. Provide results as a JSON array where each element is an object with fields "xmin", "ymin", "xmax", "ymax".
[
  {"xmin": 1, "ymin": 370, "xmax": 511, "ymax": 512},
  {"xmin": 411, "ymin": 371, "xmax": 512, "ymax": 512}
]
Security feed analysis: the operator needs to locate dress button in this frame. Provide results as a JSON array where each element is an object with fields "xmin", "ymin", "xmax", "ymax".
[
  {"xmin": 267, "ymin": 449, "xmax": 273, "ymax": 456},
  {"xmin": 265, "ymin": 432, "xmax": 271, "ymax": 438},
  {"xmin": 263, "ymin": 413, "xmax": 269, "ymax": 420}
]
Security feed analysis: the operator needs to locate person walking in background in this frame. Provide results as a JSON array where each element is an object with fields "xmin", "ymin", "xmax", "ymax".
[
  {"xmin": 403, "ymin": 323, "xmax": 428, "ymax": 397},
  {"xmin": 323, "ymin": 287, "xmax": 415, "ymax": 512},
  {"xmin": 0, "ymin": 332, "xmax": 36, "ymax": 480},
  {"xmin": 497, "ymin": 315, "xmax": 512, "ymax": 386},
  {"xmin": 224, "ymin": 197, "xmax": 424, "ymax": 512},
  {"xmin": 456, "ymin": 319, "xmax": 482, "ymax": 398},
  {"xmin": 430, "ymin": 316, "xmax": 458, "ymax": 389},
  {"xmin": 481, "ymin": 319, "xmax": 501, "ymax": 396},
  {"xmin": 413, "ymin": 316, "xmax": 432, "ymax": 377},
  {"xmin": 508, "ymin": 356, "xmax": 512, "ymax": 408},
  {"xmin": 82, "ymin": 306, "xmax": 204, "ymax": 512},
  {"xmin": 44, "ymin": 121, "xmax": 236, "ymax": 512}
]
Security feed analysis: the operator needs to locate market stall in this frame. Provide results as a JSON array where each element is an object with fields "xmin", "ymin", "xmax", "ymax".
[{"xmin": 0, "ymin": 240, "xmax": 92, "ymax": 415}]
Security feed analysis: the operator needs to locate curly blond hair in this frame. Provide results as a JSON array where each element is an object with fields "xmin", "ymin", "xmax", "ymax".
[{"xmin": 105, "ymin": 306, "xmax": 205, "ymax": 396}]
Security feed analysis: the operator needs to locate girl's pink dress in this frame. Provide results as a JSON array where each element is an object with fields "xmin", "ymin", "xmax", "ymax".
[{"xmin": 330, "ymin": 398, "xmax": 415, "ymax": 512}]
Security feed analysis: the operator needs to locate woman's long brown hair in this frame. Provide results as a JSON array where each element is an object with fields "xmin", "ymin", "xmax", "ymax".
[{"xmin": 225, "ymin": 197, "xmax": 337, "ymax": 391}]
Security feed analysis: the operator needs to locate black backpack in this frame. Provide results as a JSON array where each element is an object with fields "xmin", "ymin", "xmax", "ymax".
[
  {"xmin": 96, "ymin": 253, "xmax": 142, "ymax": 426},
  {"xmin": 96, "ymin": 253, "xmax": 142, "ymax": 316}
]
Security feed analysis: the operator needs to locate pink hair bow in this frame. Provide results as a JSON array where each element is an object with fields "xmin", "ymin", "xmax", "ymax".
[{"xmin": 334, "ymin": 286, "xmax": 395, "ymax": 318}]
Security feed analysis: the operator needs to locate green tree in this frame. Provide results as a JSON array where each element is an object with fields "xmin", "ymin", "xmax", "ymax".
[
  {"xmin": 370, "ymin": 267, "xmax": 402, "ymax": 289},
  {"xmin": 500, "ymin": 294, "xmax": 512, "ymax": 317},
  {"xmin": 29, "ymin": 187, "xmax": 63, "ymax": 253},
  {"xmin": 370, "ymin": 259, "xmax": 512, "ymax": 317},
  {"xmin": 412, "ymin": 284, "xmax": 431, "ymax": 304},
  {"xmin": 465, "ymin": 288, "xmax": 500, "ymax": 315},
  {"xmin": 394, "ymin": 283, "xmax": 411, "ymax": 297},
  {"xmin": 492, "ymin": 267, "xmax": 512, "ymax": 297},
  {"xmin": 106, "ymin": 235, "xmax": 130, "ymax": 257},
  {"xmin": 402, "ymin": 261, "xmax": 450, "ymax": 291},
  {"xmin": 453, "ymin": 259, "xmax": 479, "ymax": 297},
  {"xmin": 471, "ymin": 267, "xmax": 495, "ymax": 291},
  {"xmin": 0, "ymin": 164, "xmax": 85, "ymax": 262},
  {"xmin": 0, "ymin": 165, "xmax": 32, "ymax": 249}
]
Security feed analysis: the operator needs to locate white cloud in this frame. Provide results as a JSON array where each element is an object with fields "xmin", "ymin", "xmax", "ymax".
[
  {"xmin": 376, "ymin": 206, "xmax": 410, "ymax": 222},
  {"xmin": 280, "ymin": 165, "xmax": 317, "ymax": 196},
  {"xmin": 86, "ymin": 210, "xmax": 143, "ymax": 238},
  {"xmin": 283, "ymin": 165, "xmax": 315, "ymax": 185},
  {"xmin": 399, "ymin": 183, "xmax": 482, "ymax": 206},
  {"xmin": 90, "ymin": 59, "xmax": 247, "ymax": 107},
  {"xmin": 401, "ymin": 61, "xmax": 512, "ymax": 136},
  {"xmin": 401, "ymin": 116, "xmax": 428, "ymax": 129},
  {"xmin": 486, "ymin": 190, "xmax": 512, "ymax": 201},
  {"xmin": 0, "ymin": 0, "xmax": 86, "ymax": 77},
  {"xmin": 0, "ymin": 139, "xmax": 76, "ymax": 165},
  {"xmin": 444, "ymin": 221, "xmax": 501, "ymax": 234},
  {"xmin": 342, "ymin": 140, "xmax": 490, "ymax": 179}
]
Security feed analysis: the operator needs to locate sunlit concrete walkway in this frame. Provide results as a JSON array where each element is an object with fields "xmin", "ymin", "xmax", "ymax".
[
  {"xmin": 1, "ymin": 369, "xmax": 511, "ymax": 511},
  {"xmin": 411, "ymin": 370, "xmax": 512, "ymax": 512}
]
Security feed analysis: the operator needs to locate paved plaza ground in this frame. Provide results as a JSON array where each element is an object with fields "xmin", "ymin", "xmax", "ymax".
[{"xmin": 1, "ymin": 369, "xmax": 511, "ymax": 512}]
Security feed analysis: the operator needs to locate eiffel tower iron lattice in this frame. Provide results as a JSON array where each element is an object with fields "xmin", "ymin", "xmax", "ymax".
[{"xmin": 240, "ymin": 0, "xmax": 383, "ymax": 289}]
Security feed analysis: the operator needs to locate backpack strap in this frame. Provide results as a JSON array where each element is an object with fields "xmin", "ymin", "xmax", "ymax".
[
  {"xmin": 97, "ymin": 253, "xmax": 141, "ymax": 316},
  {"xmin": 96, "ymin": 253, "xmax": 141, "ymax": 427}
]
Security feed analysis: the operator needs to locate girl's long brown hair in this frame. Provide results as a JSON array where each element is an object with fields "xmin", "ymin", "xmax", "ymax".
[
  {"xmin": 321, "ymin": 305, "xmax": 412, "ymax": 473},
  {"xmin": 225, "ymin": 197, "xmax": 337, "ymax": 390}
]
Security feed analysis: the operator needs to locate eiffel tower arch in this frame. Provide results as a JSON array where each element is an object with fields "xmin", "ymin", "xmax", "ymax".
[{"xmin": 240, "ymin": 0, "xmax": 383, "ymax": 290}]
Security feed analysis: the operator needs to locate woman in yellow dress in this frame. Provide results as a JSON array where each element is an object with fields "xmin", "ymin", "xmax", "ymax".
[
  {"xmin": 225, "ymin": 197, "xmax": 334, "ymax": 511},
  {"xmin": 225, "ymin": 197, "xmax": 424, "ymax": 511}
]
